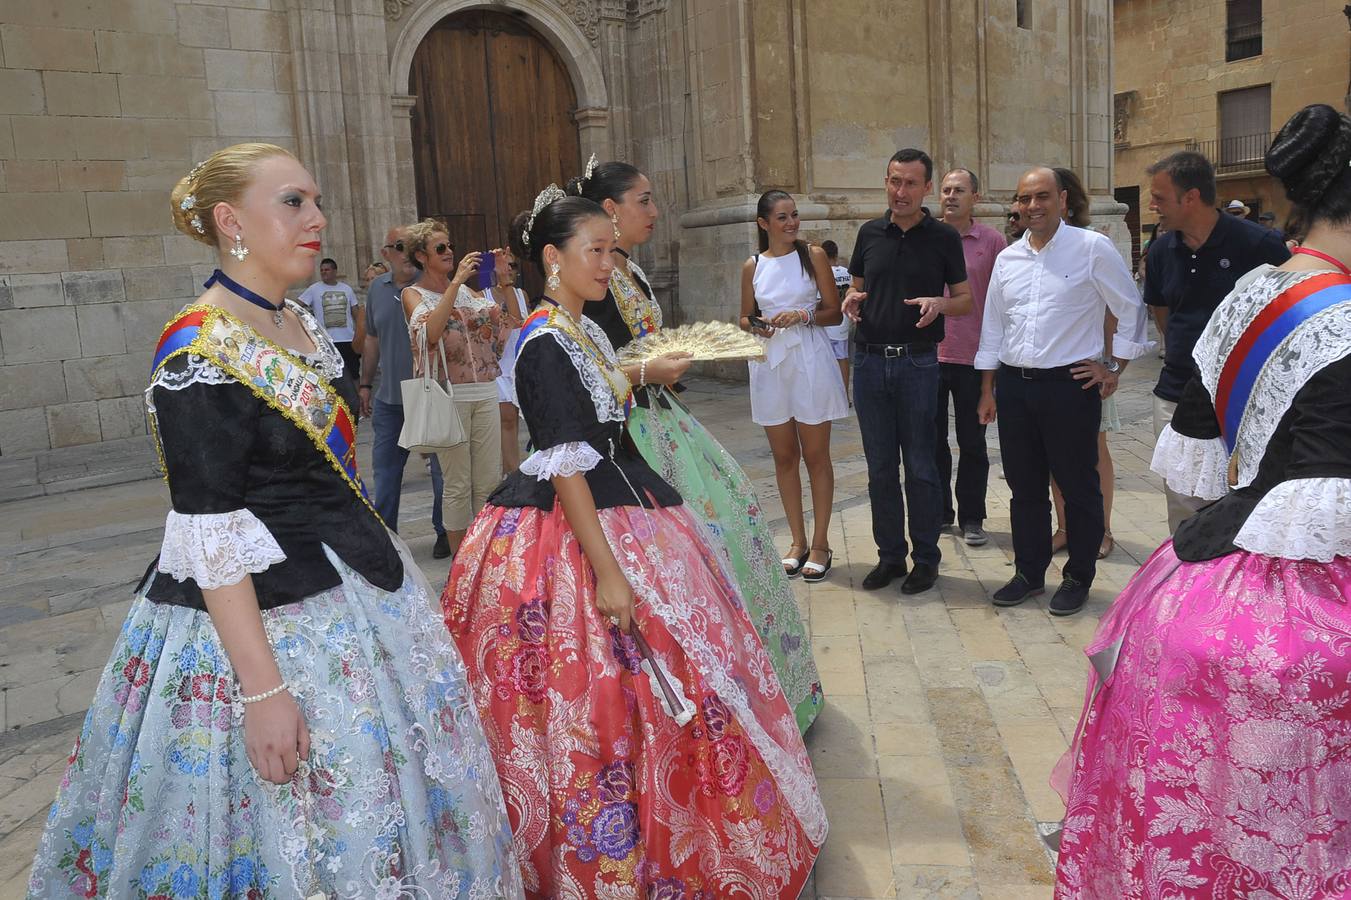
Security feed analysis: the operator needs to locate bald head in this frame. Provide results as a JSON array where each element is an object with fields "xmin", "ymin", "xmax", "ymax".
[
  {"xmin": 382, "ymin": 224, "xmax": 416, "ymax": 284},
  {"xmin": 1013, "ymin": 168, "xmax": 1066, "ymax": 244}
]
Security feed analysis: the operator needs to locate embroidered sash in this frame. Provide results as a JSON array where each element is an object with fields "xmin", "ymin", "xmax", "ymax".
[
  {"xmin": 609, "ymin": 265, "xmax": 662, "ymax": 340},
  {"xmin": 1215, "ymin": 272, "xmax": 1351, "ymax": 453},
  {"xmin": 516, "ymin": 306, "xmax": 634, "ymax": 417},
  {"xmin": 150, "ymin": 305, "xmax": 375, "ymax": 515}
]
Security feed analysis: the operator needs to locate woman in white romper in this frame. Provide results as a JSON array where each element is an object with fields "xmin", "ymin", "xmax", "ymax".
[
  {"xmin": 739, "ymin": 190, "xmax": 849, "ymax": 582},
  {"xmin": 490, "ymin": 241, "xmax": 531, "ymax": 473}
]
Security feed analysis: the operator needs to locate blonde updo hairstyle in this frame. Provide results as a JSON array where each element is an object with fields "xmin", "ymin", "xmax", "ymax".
[
  {"xmin": 404, "ymin": 217, "xmax": 451, "ymax": 271},
  {"xmin": 170, "ymin": 142, "xmax": 297, "ymax": 247}
]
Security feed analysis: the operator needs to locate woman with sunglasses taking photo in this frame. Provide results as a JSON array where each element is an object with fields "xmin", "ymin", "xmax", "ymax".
[{"xmin": 402, "ymin": 221, "xmax": 512, "ymax": 559}]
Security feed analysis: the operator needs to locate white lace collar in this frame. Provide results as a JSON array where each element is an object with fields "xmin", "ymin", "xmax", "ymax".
[
  {"xmin": 1194, "ymin": 266, "xmax": 1351, "ymax": 487},
  {"xmin": 518, "ymin": 313, "xmax": 629, "ymax": 424}
]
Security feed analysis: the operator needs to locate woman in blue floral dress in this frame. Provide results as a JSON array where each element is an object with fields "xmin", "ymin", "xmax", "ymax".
[{"xmin": 25, "ymin": 143, "xmax": 520, "ymax": 899}]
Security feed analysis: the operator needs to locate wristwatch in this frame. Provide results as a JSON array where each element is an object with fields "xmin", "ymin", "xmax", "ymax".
[{"xmin": 1104, "ymin": 359, "xmax": 1121, "ymax": 374}]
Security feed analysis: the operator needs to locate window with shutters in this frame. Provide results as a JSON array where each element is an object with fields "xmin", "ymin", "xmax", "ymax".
[
  {"xmin": 1217, "ymin": 85, "xmax": 1271, "ymax": 171},
  {"xmin": 1226, "ymin": 0, "xmax": 1262, "ymax": 61}
]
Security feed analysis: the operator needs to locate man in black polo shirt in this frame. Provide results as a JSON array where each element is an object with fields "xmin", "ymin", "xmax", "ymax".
[
  {"xmin": 844, "ymin": 148, "xmax": 972, "ymax": 594},
  {"xmin": 1144, "ymin": 151, "xmax": 1290, "ymax": 531}
]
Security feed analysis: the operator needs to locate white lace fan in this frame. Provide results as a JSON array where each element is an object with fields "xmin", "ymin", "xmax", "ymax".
[{"xmin": 616, "ymin": 321, "xmax": 766, "ymax": 365}]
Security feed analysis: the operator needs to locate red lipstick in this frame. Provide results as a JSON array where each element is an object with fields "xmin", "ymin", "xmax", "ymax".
[{"xmin": 301, "ymin": 241, "xmax": 321, "ymax": 251}]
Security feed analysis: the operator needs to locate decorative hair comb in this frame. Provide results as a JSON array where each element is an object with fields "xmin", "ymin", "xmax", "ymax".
[
  {"xmin": 522, "ymin": 183, "xmax": 566, "ymax": 248},
  {"xmin": 581, "ymin": 153, "xmax": 599, "ymax": 184}
]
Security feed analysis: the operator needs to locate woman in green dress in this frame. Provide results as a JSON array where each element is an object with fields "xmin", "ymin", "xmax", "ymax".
[{"xmin": 568, "ymin": 160, "xmax": 824, "ymax": 732}]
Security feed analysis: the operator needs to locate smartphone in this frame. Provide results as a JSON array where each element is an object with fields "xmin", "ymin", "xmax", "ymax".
[
  {"xmin": 475, "ymin": 251, "xmax": 495, "ymax": 291},
  {"xmin": 748, "ymin": 315, "xmax": 771, "ymax": 332}
]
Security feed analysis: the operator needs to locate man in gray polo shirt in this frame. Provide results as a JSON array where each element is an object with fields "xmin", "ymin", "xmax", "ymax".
[{"xmin": 359, "ymin": 225, "xmax": 448, "ymax": 557}]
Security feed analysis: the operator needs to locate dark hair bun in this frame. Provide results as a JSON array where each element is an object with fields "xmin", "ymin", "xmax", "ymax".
[{"xmin": 1266, "ymin": 103, "xmax": 1351, "ymax": 210}]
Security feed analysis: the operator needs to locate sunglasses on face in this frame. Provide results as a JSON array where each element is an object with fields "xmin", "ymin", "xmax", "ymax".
[
  {"xmin": 433, "ymin": 242, "xmax": 453, "ymax": 255},
  {"xmin": 383, "ymin": 240, "xmax": 405, "ymax": 252}
]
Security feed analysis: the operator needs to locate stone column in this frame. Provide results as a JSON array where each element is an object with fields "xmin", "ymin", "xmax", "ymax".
[
  {"xmin": 391, "ymin": 94, "xmax": 418, "ymax": 224},
  {"xmin": 574, "ymin": 107, "xmax": 612, "ymax": 160}
]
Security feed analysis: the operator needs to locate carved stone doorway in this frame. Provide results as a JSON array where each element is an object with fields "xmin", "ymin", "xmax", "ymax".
[{"xmin": 409, "ymin": 9, "xmax": 582, "ymax": 295}]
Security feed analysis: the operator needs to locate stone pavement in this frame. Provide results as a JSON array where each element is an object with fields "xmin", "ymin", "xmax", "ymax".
[{"xmin": 0, "ymin": 350, "xmax": 1171, "ymax": 899}]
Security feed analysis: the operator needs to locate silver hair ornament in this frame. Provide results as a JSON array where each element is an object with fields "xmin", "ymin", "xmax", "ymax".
[{"xmin": 521, "ymin": 183, "xmax": 567, "ymax": 249}]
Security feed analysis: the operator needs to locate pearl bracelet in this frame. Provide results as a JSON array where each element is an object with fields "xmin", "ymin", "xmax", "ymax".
[
  {"xmin": 639, "ymin": 358, "xmax": 648, "ymax": 386},
  {"xmin": 237, "ymin": 681, "xmax": 290, "ymax": 704}
]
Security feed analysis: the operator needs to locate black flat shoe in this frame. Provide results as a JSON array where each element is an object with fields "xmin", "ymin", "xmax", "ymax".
[
  {"xmin": 992, "ymin": 572, "xmax": 1044, "ymax": 607},
  {"xmin": 802, "ymin": 548, "xmax": 833, "ymax": 583},
  {"xmin": 781, "ymin": 545, "xmax": 809, "ymax": 578},
  {"xmin": 1049, "ymin": 576, "xmax": 1090, "ymax": 616},
  {"xmin": 432, "ymin": 533, "xmax": 451, "ymax": 559},
  {"xmin": 900, "ymin": 563, "xmax": 939, "ymax": 595},
  {"xmin": 862, "ymin": 561, "xmax": 908, "ymax": 590}
]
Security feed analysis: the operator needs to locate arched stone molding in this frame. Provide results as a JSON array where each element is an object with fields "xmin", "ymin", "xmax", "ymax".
[{"xmin": 389, "ymin": 0, "xmax": 610, "ymax": 154}]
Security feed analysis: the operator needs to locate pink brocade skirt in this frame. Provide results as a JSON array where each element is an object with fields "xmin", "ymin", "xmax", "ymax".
[
  {"xmin": 1054, "ymin": 542, "xmax": 1351, "ymax": 899},
  {"xmin": 441, "ymin": 502, "xmax": 827, "ymax": 899}
]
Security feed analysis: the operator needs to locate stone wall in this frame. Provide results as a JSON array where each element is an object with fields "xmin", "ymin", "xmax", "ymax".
[
  {"xmin": 0, "ymin": 0, "xmax": 297, "ymax": 460},
  {"xmin": 1113, "ymin": 0, "xmax": 1349, "ymax": 231},
  {"xmin": 674, "ymin": 0, "xmax": 1125, "ymax": 332}
]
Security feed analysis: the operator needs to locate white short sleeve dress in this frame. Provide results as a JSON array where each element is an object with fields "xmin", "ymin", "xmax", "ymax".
[{"xmin": 748, "ymin": 252, "xmax": 849, "ymax": 427}]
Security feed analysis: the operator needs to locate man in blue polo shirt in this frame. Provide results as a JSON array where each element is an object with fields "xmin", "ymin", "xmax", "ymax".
[
  {"xmin": 358, "ymin": 225, "xmax": 449, "ymax": 557},
  {"xmin": 1144, "ymin": 151, "xmax": 1290, "ymax": 531}
]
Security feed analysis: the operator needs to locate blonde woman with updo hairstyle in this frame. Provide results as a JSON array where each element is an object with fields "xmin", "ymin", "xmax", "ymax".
[
  {"xmin": 25, "ymin": 144, "xmax": 519, "ymax": 899},
  {"xmin": 400, "ymin": 218, "xmax": 510, "ymax": 558}
]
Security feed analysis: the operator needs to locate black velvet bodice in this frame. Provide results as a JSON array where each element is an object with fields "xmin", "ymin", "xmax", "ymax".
[
  {"xmin": 488, "ymin": 328, "xmax": 681, "ymax": 511},
  {"xmin": 140, "ymin": 354, "xmax": 402, "ymax": 610}
]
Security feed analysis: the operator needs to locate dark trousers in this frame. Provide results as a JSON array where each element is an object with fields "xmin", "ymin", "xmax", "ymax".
[
  {"xmin": 853, "ymin": 347, "xmax": 943, "ymax": 568},
  {"xmin": 934, "ymin": 362, "xmax": 988, "ymax": 526},
  {"xmin": 372, "ymin": 398, "xmax": 445, "ymax": 535},
  {"xmin": 995, "ymin": 366, "xmax": 1102, "ymax": 585},
  {"xmin": 335, "ymin": 341, "xmax": 360, "ymax": 381}
]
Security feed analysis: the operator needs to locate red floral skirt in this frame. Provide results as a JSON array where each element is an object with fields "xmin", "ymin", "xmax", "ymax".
[{"xmin": 442, "ymin": 501, "xmax": 827, "ymax": 899}]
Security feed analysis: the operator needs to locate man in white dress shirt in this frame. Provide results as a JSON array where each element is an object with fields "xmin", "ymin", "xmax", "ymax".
[{"xmin": 976, "ymin": 167, "xmax": 1150, "ymax": 616}]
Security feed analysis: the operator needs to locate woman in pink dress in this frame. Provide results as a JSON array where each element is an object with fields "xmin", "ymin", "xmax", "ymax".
[{"xmin": 1054, "ymin": 103, "xmax": 1351, "ymax": 897}]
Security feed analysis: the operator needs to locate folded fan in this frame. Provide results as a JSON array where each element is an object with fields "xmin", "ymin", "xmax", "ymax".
[{"xmin": 616, "ymin": 321, "xmax": 766, "ymax": 364}]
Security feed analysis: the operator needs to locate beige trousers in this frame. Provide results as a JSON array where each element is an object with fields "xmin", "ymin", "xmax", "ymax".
[
  {"xmin": 436, "ymin": 382, "xmax": 502, "ymax": 531},
  {"xmin": 1152, "ymin": 393, "xmax": 1208, "ymax": 534}
]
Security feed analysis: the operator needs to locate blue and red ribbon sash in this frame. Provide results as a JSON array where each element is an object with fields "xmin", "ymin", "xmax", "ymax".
[
  {"xmin": 149, "ymin": 306, "xmax": 375, "ymax": 513},
  {"xmin": 514, "ymin": 306, "xmax": 634, "ymax": 416},
  {"xmin": 1215, "ymin": 272, "xmax": 1351, "ymax": 452}
]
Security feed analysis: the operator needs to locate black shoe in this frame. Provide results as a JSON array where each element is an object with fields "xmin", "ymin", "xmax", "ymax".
[
  {"xmin": 432, "ymin": 533, "xmax": 451, "ymax": 559},
  {"xmin": 961, "ymin": 521, "xmax": 989, "ymax": 547},
  {"xmin": 900, "ymin": 563, "xmax": 939, "ymax": 595},
  {"xmin": 862, "ymin": 561, "xmax": 908, "ymax": 590},
  {"xmin": 992, "ymin": 573, "xmax": 1045, "ymax": 607},
  {"xmin": 1049, "ymin": 576, "xmax": 1090, "ymax": 616}
]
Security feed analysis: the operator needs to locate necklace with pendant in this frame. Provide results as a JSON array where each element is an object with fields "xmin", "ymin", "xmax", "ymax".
[
  {"xmin": 206, "ymin": 269, "xmax": 286, "ymax": 328},
  {"xmin": 543, "ymin": 299, "xmax": 633, "ymax": 409}
]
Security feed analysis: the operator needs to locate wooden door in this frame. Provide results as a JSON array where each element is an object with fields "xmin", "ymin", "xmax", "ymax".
[{"xmin": 410, "ymin": 11, "xmax": 581, "ymax": 297}]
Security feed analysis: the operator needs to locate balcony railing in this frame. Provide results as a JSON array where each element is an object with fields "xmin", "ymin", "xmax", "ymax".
[
  {"xmin": 1187, "ymin": 132, "xmax": 1272, "ymax": 174},
  {"xmin": 1226, "ymin": 20, "xmax": 1262, "ymax": 61}
]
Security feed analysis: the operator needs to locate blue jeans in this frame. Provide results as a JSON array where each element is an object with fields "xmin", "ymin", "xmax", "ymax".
[
  {"xmin": 853, "ymin": 347, "xmax": 943, "ymax": 567},
  {"xmin": 372, "ymin": 398, "xmax": 444, "ymax": 535}
]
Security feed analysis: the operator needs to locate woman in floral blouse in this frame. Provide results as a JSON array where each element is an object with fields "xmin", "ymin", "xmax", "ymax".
[{"xmin": 402, "ymin": 219, "xmax": 511, "ymax": 557}]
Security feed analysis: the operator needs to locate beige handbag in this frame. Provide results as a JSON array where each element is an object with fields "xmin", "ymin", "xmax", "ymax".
[{"xmin": 398, "ymin": 325, "xmax": 465, "ymax": 452}]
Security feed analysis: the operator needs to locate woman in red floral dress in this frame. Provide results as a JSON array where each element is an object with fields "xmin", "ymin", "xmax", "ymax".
[{"xmin": 441, "ymin": 189, "xmax": 827, "ymax": 898}]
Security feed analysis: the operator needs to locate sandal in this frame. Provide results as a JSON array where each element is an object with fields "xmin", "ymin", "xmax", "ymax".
[
  {"xmin": 782, "ymin": 544, "xmax": 809, "ymax": 577},
  {"xmin": 802, "ymin": 548, "xmax": 833, "ymax": 583},
  {"xmin": 1051, "ymin": 529, "xmax": 1068, "ymax": 554},
  {"xmin": 1098, "ymin": 532, "xmax": 1114, "ymax": 560}
]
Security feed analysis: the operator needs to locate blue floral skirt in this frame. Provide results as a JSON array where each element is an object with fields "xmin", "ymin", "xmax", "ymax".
[{"xmin": 26, "ymin": 540, "xmax": 521, "ymax": 899}]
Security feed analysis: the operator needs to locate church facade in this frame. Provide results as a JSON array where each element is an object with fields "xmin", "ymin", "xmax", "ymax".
[{"xmin": 0, "ymin": 0, "xmax": 1116, "ymax": 467}]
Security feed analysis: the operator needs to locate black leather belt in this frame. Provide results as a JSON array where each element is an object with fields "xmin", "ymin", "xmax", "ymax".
[
  {"xmin": 860, "ymin": 341, "xmax": 935, "ymax": 357},
  {"xmin": 1000, "ymin": 363, "xmax": 1077, "ymax": 381}
]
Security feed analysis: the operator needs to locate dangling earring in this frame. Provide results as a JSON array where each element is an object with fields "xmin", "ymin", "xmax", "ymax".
[
  {"xmin": 610, "ymin": 214, "xmax": 622, "ymax": 241},
  {"xmin": 547, "ymin": 262, "xmax": 561, "ymax": 292},
  {"xmin": 229, "ymin": 233, "xmax": 250, "ymax": 262}
]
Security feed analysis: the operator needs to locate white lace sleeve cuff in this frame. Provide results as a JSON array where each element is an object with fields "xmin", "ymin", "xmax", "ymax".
[
  {"xmin": 1233, "ymin": 478, "xmax": 1351, "ymax": 562},
  {"xmin": 519, "ymin": 442, "xmax": 603, "ymax": 481},
  {"xmin": 157, "ymin": 509, "xmax": 287, "ymax": 589},
  {"xmin": 1150, "ymin": 425, "xmax": 1230, "ymax": 501}
]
